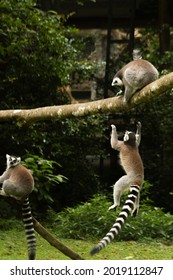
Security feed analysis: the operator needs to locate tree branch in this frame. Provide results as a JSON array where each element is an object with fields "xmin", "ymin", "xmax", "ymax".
[
  {"xmin": 0, "ymin": 73, "xmax": 173, "ymax": 125},
  {"xmin": 32, "ymin": 217, "xmax": 84, "ymax": 260}
]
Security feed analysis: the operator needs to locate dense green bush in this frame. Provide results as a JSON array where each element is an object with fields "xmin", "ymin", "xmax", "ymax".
[
  {"xmin": 54, "ymin": 194, "xmax": 114, "ymax": 239},
  {"xmin": 23, "ymin": 155, "xmax": 67, "ymax": 205},
  {"xmin": 0, "ymin": 0, "xmax": 94, "ymax": 108},
  {"xmin": 53, "ymin": 192, "xmax": 173, "ymax": 241}
]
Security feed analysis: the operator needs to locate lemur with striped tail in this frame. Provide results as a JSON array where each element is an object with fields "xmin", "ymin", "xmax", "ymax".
[
  {"xmin": 0, "ymin": 154, "xmax": 36, "ymax": 260},
  {"xmin": 90, "ymin": 122, "xmax": 144, "ymax": 255}
]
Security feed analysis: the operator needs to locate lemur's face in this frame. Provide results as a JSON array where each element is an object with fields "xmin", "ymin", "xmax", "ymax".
[
  {"xmin": 111, "ymin": 77, "xmax": 123, "ymax": 87},
  {"xmin": 123, "ymin": 131, "xmax": 136, "ymax": 144},
  {"xmin": 6, "ymin": 154, "xmax": 21, "ymax": 167}
]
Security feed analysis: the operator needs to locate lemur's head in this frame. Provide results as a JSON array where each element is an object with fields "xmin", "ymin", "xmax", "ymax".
[
  {"xmin": 123, "ymin": 131, "xmax": 136, "ymax": 146},
  {"xmin": 111, "ymin": 77, "xmax": 123, "ymax": 87},
  {"xmin": 6, "ymin": 154, "xmax": 21, "ymax": 168}
]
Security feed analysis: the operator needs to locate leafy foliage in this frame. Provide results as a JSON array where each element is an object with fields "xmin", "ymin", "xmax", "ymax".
[
  {"xmin": 0, "ymin": 0, "xmax": 94, "ymax": 108},
  {"xmin": 23, "ymin": 155, "xmax": 67, "ymax": 204},
  {"xmin": 54, "ymin": 193, "xmax": 173, "ymax": 241},
  {"xmin": 54, "ymin": 194, "xmax": 114, "ymax": 239}
]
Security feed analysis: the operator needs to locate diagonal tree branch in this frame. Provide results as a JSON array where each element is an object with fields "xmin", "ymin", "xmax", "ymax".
[
  {"xmin": 132, "ymin": 72, "xmax": 173, "ymax": 104},
  {"xmin": 0, "ymin": 72, "xmax": 173, "ymax": 125},
  {"xmin": 32, "ymin": 217, "xmax": 84, "ymax": 260}
]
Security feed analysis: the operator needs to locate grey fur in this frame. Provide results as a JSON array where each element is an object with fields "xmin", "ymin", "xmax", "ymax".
[{"xmin": 112, "ymin": 59, "xmax": 158, "ymax": 102}]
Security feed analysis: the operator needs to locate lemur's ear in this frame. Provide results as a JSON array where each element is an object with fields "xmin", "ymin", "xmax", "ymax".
[
  {"xmin": 124, "ymin": 131, "xmax": 130, "ymax": 142},
  {"xmin": 17, "ymin": 157, "xmax": 21, "ymax": 163}
]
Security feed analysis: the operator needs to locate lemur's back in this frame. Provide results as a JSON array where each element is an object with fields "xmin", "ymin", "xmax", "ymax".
[{"xmin": 9, "ymin": 164, "xmax": 34, "ymax": 195}]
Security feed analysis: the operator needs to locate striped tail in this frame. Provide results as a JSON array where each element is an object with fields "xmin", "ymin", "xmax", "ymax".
[
  {"xmin": 90, "ymin": 185, "xmax": 140, "ymax": 255},
  {"xmin": 22, "ymin": 197, "xmax": 36, "ymax": 260}
]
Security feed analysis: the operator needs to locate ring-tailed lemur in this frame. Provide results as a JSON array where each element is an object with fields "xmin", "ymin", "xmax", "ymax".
[
  {"xmin": 112, "ymin": 58, "xmax": 158, "ymax": 102},
  {"xmin": 90, "ymin": 122, "xmax": 144, "ymax": 255},
  {"xmin": 0, "ymin": 154, "xmax": 36, "ymax": 260},
  {"xmin": 109, "ymin": 122, "xmax": 144, "ymax": 212}
]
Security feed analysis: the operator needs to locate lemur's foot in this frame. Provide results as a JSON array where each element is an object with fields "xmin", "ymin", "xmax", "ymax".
[
  {"xmin": 131, "ymin": 208, "xmax": 138, "ymax": 217},
  {"xmin": 108, "ymin": 204, "xmax": 117, "ymax": 211},
  {"xmin": 116, "ymin": 90, "xmax": 123, "ymax": 96}
]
